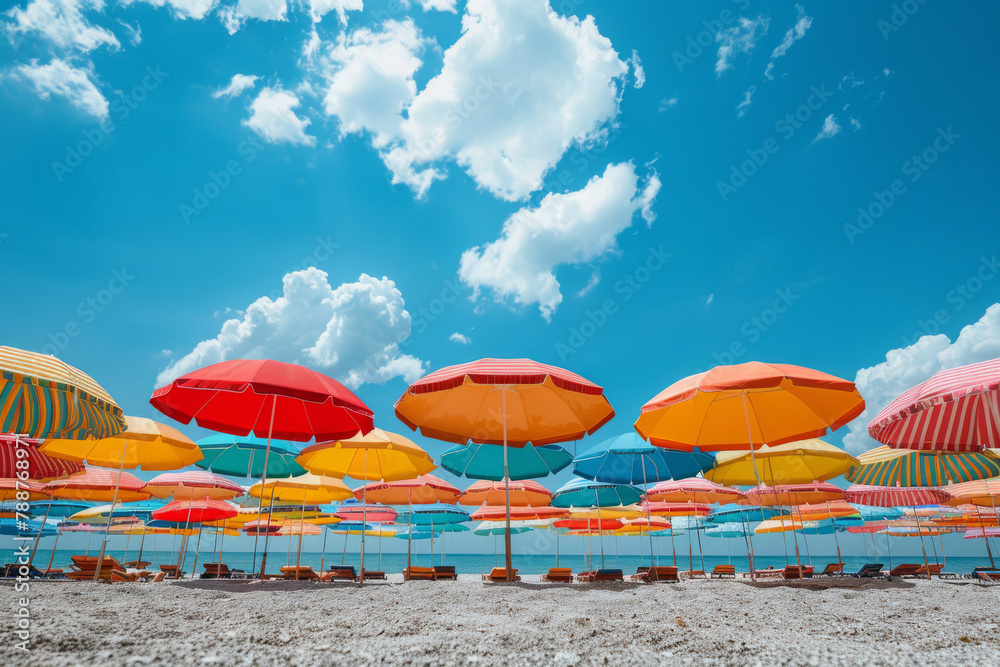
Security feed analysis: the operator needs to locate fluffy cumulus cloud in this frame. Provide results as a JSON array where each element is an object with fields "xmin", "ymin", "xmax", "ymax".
[
  {"xmin": 156, "ymin": 269, "xmax": 426, "ymax": 390},
  {"xmin": 715, "ymin": 15, "xmax": 768, "ymax": 75},
  {"xmin": 764, "ymin": 4, "xmax": 812, "ymax": 80},
  {"xmin": 212, "ymin": 73, "xmax": 258, "ymax": 99},
  {"xmin": 410, "ymin": 0, "xmax": 457, "ymax": 12},
  {"xmin": 4, "ymin": 0, "xmax": 120, "ymax": 53},
  {"xmin": 813, "ymin": 114, "xmax": 841, "ymax": 142},
  {"xmin": 243, "ymin": 86, "xmax": 315, "ymax": 146},
  {"xmin": 17, "ymin": 58, "xmax": 107, "ymax": 118},
  {"xmin": 449, "ymin": 332, "xmax": 471, "ymax": 345},
  {"xmin": 119, "ymin": 0, "xmax": 217, "ymax": 20},
  {"xmin": 219, "ymin": 0, "xmax": 287, "ymax": 33},
  {"xmin": 842, "ymin": 304, "xmax": 1000, "ymax": 454},
  {"xmin": 307, "ymin": 0, "xmax": 362, "ymax": 24},
  {"xmin": 321, "ymin": 19, "xmax": 425, "ymax": 148},
  {"xmin": 459, "ymin": 162, "xmax": 661, "ymax": 320},
  {"xmin": 319, "ymin": 0, "xmax": 631, "ymax": 202}
]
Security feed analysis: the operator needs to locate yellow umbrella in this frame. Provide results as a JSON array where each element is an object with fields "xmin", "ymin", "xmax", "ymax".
[
  {"xmin": 570, "ymin": 505, "xmax": 645, "ymax": 520},
  {"xmin": 40, "ymin": 416, "xmax": 202, "ymax": 470},
  {"xmin": 297, "ymin": 428, "xmax": 436, "ymax": 584},
  {"xmin": 706, "ymin": 440, "xmax": 858, "ymax": 486}
]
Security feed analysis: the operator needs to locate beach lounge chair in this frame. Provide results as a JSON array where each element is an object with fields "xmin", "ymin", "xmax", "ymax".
[
  {"xmin": 403, "ymin": 566, "xmax": 435, "ymax": 581},
  {"xmin": 432, "ymin": 566, "xmax": 456, "ymax": 580},
  {"xmin": 2, "ymin": 563, "xmax": 65, "ymax": 579},
  {"xmin": 280, "ymin": 566, "xmax": 322, "ymax": 581},
  {"xmin": 817, "ymin": 563, "xmax": 844, "ymax": 576},
  {"xmin": 202, "ymin": 563, "xmax": 247, "ymax": 579},
  {"xmin": 111, "ymin": 569, "xmax": 140, "ymax": 582},
  {"xmin": 633, "ymin": 566, "xmax": 679, "ymax": 583},
  {"xmin": 589, "ymin": 568, "xmax": 624, "ymax": 582},
  {"xmin": 158, "ymin": 565, "xmax": 185, "ymax": 580},
  {"xmin": 852, "ymin": 563, "xmax": 885, "ymax": 578},
  {"xmin": 66, "ymin": 556, "xmax": 124, "ymax": 581},
  {"xmin": 889, "ymin": 563, "xmax": 923, "ymax": 578},
  {"xmin": 914, "ymin": 563, "xmax": 944, "ymax": 578},
  {"xmin": 150, "ymin": 572, "xmax": 166, "ymax": 582},
  {"xmin": 361, "ymin": 570, "xmax": 387, "ymax": 581},
  {"xmin": 754, "ymin": 566, "xmax": 782, "ymax": 579},
  {"xmin": 543, "ymin": 567, "xmax": 574, "ymax": 583},
  {"xmin": 681, "ymin": 569, "xmax": 707, "ymax": 579},
  {"xmin": 323, "ymin": 566, "xmax": 358, "ymax": 582},
  {"xmin": 124, "ymin": 560, "xmax": 151, "ymax": 569},
  {"xmin": 974, "ymin": 570, "xmax": 1000, "ymax": 582},
  {"xmin": 482, "ymin": 567, "xmax": 520, "ymax": 582},
  {"xmin": 577, "ymin": 571, "xmax": 595, "ymax": 582},
  {"xmin": 781, "ymin": 565, "xmax": 805, "ymax": 580},
  {"xmin": 711, "ymin": 565, "xmax": 737, "ymax": 579}
]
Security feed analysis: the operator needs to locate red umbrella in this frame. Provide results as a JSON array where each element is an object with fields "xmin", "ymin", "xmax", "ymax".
[
  {"xmin": 0, "ymin": 436, "xmax": 83, "ymax": 481},
  {"xmin": 152, "ymin": 498, "xmax": 239, "ymax": 523},
  {"xmin": 470, "ymin": 505, "xmax": 568, "ymax": 521},
  {"xmin": 554, "ymin": 517, "xmax": 624, "ymax": 531},
  {"xmin": 150, "ymin": 359, "xmax": 374, "ymax": 578},
  {"xmin": 869, "ymin": 357, "xmax": 1000, "ymax": 452}
]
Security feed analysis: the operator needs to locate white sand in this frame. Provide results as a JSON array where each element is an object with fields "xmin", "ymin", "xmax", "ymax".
[{"xmin": 4, "ymin": 576, "xmax": 999, "ymax": 665}]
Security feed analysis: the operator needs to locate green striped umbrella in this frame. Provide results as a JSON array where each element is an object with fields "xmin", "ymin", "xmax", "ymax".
[{"xmin": 846, "ymin": 445, "xmax": 1000, "ymax": 487}]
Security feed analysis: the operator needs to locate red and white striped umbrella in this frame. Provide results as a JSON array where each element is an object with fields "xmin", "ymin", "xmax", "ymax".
[
  {"xmin": 844, "ymin": 484, "xmax": 951, "ymax": 507},
  {"xmin": 47, "ymin": 467, "xmax": 150, "ymax": 502},
  {"xmin": 868, "ymin": 357, "xmax": 1000, "ymax": 452},
  {"xmin": 143, "ymin": 471, "xmax": 245, "ymax": 500},
  {"xmin": 0, "ymin": 436, "xmax": 83, "ymax": 481}
]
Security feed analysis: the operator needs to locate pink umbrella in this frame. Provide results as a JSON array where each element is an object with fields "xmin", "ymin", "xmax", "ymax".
[
  {"xmin": 143, "ymin": 471, "xmax": 245, "ymax": 500},
  {"xmin": 869, "ymin": 357, "xmax": 1000, "ymax": 452}
]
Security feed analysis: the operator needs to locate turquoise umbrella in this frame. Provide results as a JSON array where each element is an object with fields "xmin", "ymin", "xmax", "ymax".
[
  {"xmin": 552, "ymin": 478, "xmax": 641, "ymax": 569},
  {"xmin": 195, "ymin": 435, "xmax": 306, "ymax": 478},
  {"xmin": 441, "ymin": 442, "xmax": 572, "ymax": 480},
  {"xmin": 0, "ymin": 518, "xmax": 57, "ymax": 538}
]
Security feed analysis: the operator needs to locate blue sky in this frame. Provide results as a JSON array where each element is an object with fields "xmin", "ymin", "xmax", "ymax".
[{"xmin": 3, "ymin": 1, "xmax": 999, "ymax": 555}]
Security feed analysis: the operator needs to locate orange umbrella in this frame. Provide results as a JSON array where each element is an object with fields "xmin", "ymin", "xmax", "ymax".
[
  {"xmin": 469, "ymin": 505, "xmax": 568, "ymax": 521},
  {"xmin": 458, "ymin": 480, "xmax": 552, "ymax": 507},
  {"xmin": 0, "ymin": 478, "xmax": 50, "ymax": 501},
  {"xmin": 741, "ymin": 482, "xmax": 845, "ymax": 506},
  {"xmin": 640, "ymin": 501, "xmax": 713, "ymax": 517},
  {"xmin": 395, "ymin": 358, "xmax": 614, "ymax": 580},
  {"xmin": 47, "ymin": 468, "xmax": 150, "ymax": 502}
]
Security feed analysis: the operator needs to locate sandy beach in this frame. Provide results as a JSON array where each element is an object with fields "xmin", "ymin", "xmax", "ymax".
[{"xmin": 5, "ymin": 577, "xmax": 999, "ymax": 666}]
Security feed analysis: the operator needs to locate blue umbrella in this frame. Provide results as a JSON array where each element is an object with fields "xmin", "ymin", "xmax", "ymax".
[
  {"xmin": 705, "ymin": 503, "xmax": 783, "ymax": 525},
  {"xmin": 552, "ymin": 478, "xmax": 641, "ymax": 569},
  {"xmin": 441, "ymin": 442, "xmax": 572, "ymax": 480},
  {"xmin": 0, "ymin": 518, "xmax": 57, "ymax": 538},
  {"xmin": 195, "ymin": 435, "xmax": 306, "ymax": 478},
  {"xmin": 27, "ymin": 500, "xmax": 92, "ymax": 518},
  {"xmin": 572, "ymin": 433, "xmax": 714, "ymax": 484},
  {"xmin": 395, "ymin": 503, "xmax": 470, "ymax": 526}
]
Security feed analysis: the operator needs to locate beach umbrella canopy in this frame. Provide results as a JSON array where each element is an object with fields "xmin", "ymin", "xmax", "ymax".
[
  {"xmin": 704, "ymin": 522, "xmax": 747, "ymax": 538},
  {"xmin": 0, "ymin": 346, "xmax": 127, "ymax": 440},
  {"xmin": 458, "ymin": 479, "xmax": 553, "ymax": 507},
  {"xmin": 297, "ymin": 428, "xmax": 436, "ymax": 481},
  {"xmin": 618, "ymin": 517, "xmax": 672, "ymax": 534},
  {"xmin": 334, "ymin": 503, "xmax": 398, "ymax": 524},
  {"xmin": 150, "ymin": 359, "xmax": 374, "ymax": 442},
  {"xmin": 846, "ymin": 445, "xmax": 1000, "ymax": 486},
  {"xmin": 640, "ymin": 501, "xmax": 713, "ymax": 517},
  {"xmin": 635, "ymin": 362, "xmax": 865, "ymax": 452},
  {"xmin": 392, "ymin": 527, "xmax": 438, "ymax": 540},
  {"xmin": 68, "ymin": 501, "xmax": 166, "ymax": 524},
  {"xmin": 47, "ymin": 468, "xmax": 150, "ymax": 502},
  {"xmin": 469, "ymin": 505, "xmax": 568, "ymax": 521},
  {"xmin": 195, "ymin": 435, "xmax": 306, "ymax": 478},
  {"xmin": 441, "ymin": 442, "xmax": 572, "ymax": 481},
  {"xmin": 0, "ymin": 436, "xmax": 83, "ymax": 481},
  {"xmin": 144, "ymin": 471, "xmax": 245, "ymax": 500},
  {"xmin": 572, "ymin": 432, "xmax": 714, "ymax": 484},
  {"xmin": 551, "ymin": 478, "xmax": 642, "ymax": 508},
  {"xmin": 742, "ymin": 482, "xmax": 846, "ymax": 507},
  {"xmin": 152, "ymin": 498, "xmax": 239, "ymax": 523},
  {"xmin": 792, "ymin": 500, "xmax": 859, "ymax": 521},
  {"xmin": 705, "ymin": 503, "xmax": 783, "ymax": 525},
  {"xmin": 943, "ymin": 478, "xmax": 1000, "ymax": 507},
  {"xmin": 28, "ymin": 500, "xmax": 90, "ymax": 517},
  {"xmin": 706, "ymin": 440, "xmax": 857, "ymax": 486},
  {"xmin": 40, "ymin": 416, "xmax": 202, "ymax": 471},
  {"xmin": 249, "ymin": 473, "xmax": 353, "ymax": 504},
  {"xmin": 0, "ymin": 518, "xmax": 57, "ymax": 537},
  {"xmin": 473, "ymin": 520, "xmax": 535, "ymax": 536},
  {"xmin": 554, "ymin": 517, "xmax": 625, "ymax": 531},
  {"xmin": 868, "ymin": 357, "xmax": 1000, "ymax": 452},
  {"xmin": 645, "ymin": 478, "xmax": 745, "ymax": 504},
  {"xmin": 355, "ymin": 474, "xmax": 461, "ymax": 505},
  {"xmin": 844, "ymin": 484, "xmax": 952, "ymax": 507},
  {"xmin": 569, "ymin": 505, "xmax": 645, "ymax": 520},
  {"xmin": 755, "ymin": 518, "xmax": 804, "ymax": 534},
  {"xmin": 395, "ymin": 502, "xmax": 469, "ymax": 525},
  {"xmin": 0, "ymin": 478, "xmax": 50, "ymax": 501}
]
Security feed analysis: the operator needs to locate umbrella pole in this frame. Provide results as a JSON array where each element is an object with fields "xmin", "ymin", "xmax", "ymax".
[
  {"xmin": 741, "ymin": 393, "xmax": 763, "ymax": 581},
  {"xmin": 595, "ymin": 489, "xmax": 605, "ymax": 569},
  {"xmin": 296, "ymin": 498, "xmax": 306, "ymax": 579},
  {"xmin": 870, "ymin": 531, "xmax": 879, "ymax": 561},
  {"xmin": 886, "ymin": 531, "xmax": 892, "ymax": 570},
  {"xmin": 85, "ymin": 530, "xmax": 92, "ymax": 557},
  {"xmin": 191, "ymin": 525, "xmax": 204, "ymax": 578},
  {"xmin": 320, "ymin": 526, "xmax": 328, "ymax": 574},
  {"xmin": 406, "ymin": 488, "xmax": 413, "ymax": 578},
  {"xmin": 555, "ymin": 532, "xmax": 559, "ymax": 568},
  {"xmin": 256, "ymin": 399, "xmax": 278, "ymax": 580},
  {"xmin": 788, "ymin": 491, "xmax": 801, "ymax": 569},
  {"xmin": 27, "ymin": 500, "xmax": 53, "ymax": 567},
  {"xmin": 502, "ymin": 387, "xmax": 513, "ymax": 582},
  {"xmin": 360, "ymin": 451, "xmax": 368, "ymax": 586},
  {"xmin": 641, "ymin": 457, "xmax": 654, "ymax": 567},
  {"xmin": 137, "ymin": 528, "xmax": 148, "ymax": 567},
  {"xmin": 123, "ymin": 531, "xmax": 131, "ymax": 565},
  {"xmin": 209, "ymin": 525, "xmax": 219, "ymax": 568},
  {"xmin": 913, "ymin": 510, "xmax": 931, "ymax": 581},
  {"xmin": 176, "ymin": 502, "xmax": 194, "ymax": 576},
  {"xmin": 727, "ymin": 536, "xmax": 731, "ymax": 565},
  {"xmin": 688, "ymin": 527, "xmax": 693, "ymax": 574},
  {"xmin": 341, "ymin": 529, "xmax": 348, "ymax": 565},
  {"xmin": 430, "ymin": 517, "xmax": 434, "ymax": 566},
  {"xmin": 217, "ymin": 528, "xmax": 226, "ymax": 576},
  {"xmin": 94, "ymin": 444, "xmax": 129, "ymax": 581},
  {"xmin": 827, "ymin": 501, "xmax": 843, "ymax": 564},
  {"xmin": 976, "ymin": 506, "xmax": 995, "ymax": 568},
  {"xmin": 379, "ymin": 529, "xmax": 383, "ymax": 572},
  {"xmin": 696, "ymin": 525, "xmax": 705, "ymax": 573},
  {"xmin": 613, "ymin": 532, "xmax": 619, "ymax": 570},
  {"xmin": 494, "ymin": 535, "xmax": 498, "ymax": 566},
  {"xmin": 45, "ymin": 529, "xmax": 61, "ymax": 573},
  {"xmin": 670, "ymin": 520, "xmax": 677, "ymax": 566}
]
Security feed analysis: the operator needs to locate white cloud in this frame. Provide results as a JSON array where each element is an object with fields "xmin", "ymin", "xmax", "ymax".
[
  {"xmin": 842, "ymin": 303, "xmax": 1000, "ymax": 454},
  {"xmin": 412, "ymin": 0, "xmax": 457, "ymax": 11},
  {"xmin": 117, "ymin": 19, "xmax": 141, "ymax": 45},
  {"xmin": 449, "ymin": 332, "xmax": 471, "ymax": 345},
  {"xmin": 4, "ymin": 0, "xmax": 120, "ymax": 54},
  {"xmin": 219, "ymin": 0, "xmax": 286, "ymax": 32},
  {"xmin": 354, "ymin": 0, "xmax": 631, "ymax": 201},
  {"xmin": 715, "ymin": 15, "xmax": 768, "ymax": 76},
  {"xmin": 850, "ymin": 117, "xmax": 862, "ymax": 131},
  {"xmin": 18, "ymin": 58, "xmax": 107, "ymax": 118},
  {"xmin": 813, "ymin": 114, "xmax": 841, "ymax": 143},
  {"xmin": 156, "ymin": 269, "xmax": 426, "ymax": 390},
  {"xmin": 213, "ymin": 73, "xmax": 258, "ymax": 99},
  {"xmin": 307, "ymin": 0, "xmax": 362, "ymax": 24},
  {"xmin": 119, "ymin": 0, "xmax": 216, "ymax": 20},
  {"xmin": 628, "ymin": 49, "xmax": 644, "ymax": 89},
  {"xmin": 658, "ymin": 95, "xmax": 677, "ymax": 111},
  {"xmin": 763, "ymin": 4, "xmax": 811, "ymax": 80},
  {"xmin": 706, "ymin": 293, "xmax": 714, "ymax": 307},
  {"xmin": 243, "ymin": 86, "xmax": 315, "ymax": 146},
  {"xmin": 321, "ymin": 19, "xmax": 425, "ymax": 148},
  {"xmin": 736, "ymin": 85, "xmax": 755, "ymax": 118},
  {"xmin": 458, "ymin": 162, "xmax": 660, "ymax": 320}
]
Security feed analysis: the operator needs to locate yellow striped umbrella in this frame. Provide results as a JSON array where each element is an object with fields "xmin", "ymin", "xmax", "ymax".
[{"xmin": 0, "ymin": 346, "xmax": 126, "ymax": 439}]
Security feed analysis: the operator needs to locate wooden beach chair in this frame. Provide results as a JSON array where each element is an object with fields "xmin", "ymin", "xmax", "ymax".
[
  {"xmin": 361, "ymin": 570, "xmax": 387, "ymax": 581},
  {"xmin": 323, "ymin": 566, "xmax": 358, "ymax": 582},
  {"xmin": 280, "ymin": 566, "xmax": 321, "ymax": 581},
  {"xmin": 403, "ymin": 566, "xmax": 435, "ymax": 581},
  {"xmin": 590, "ymin": 568, "xmax": 624, "ymax": 582},
  {"xmin": 681, "ymin": 569, "xmax": 707, "ymax": 580},
  {"xmin": 754, "ymin": 566, "xmax": 782, "ymax": 579},
  {"xmin": 817, "ymin": 563, "xmax": 844, "ymax": 576},
  {"xmin": 781, "ymin": 565, "xmax": 805, "ymax": 580},
  {"xmin": 711, "ymin": 565, "xmax": 737, "ymax": 579},
  {"xmin": 633, "ymin": 566, "xmax": 679, "ymax": 583},
  {"xmin": 576, "ymin": 571, "xmax": 595, "ymax": 582},
  {"xmin": 158, "ymin": 565, "xmax": 185, "ymax": 580},
  {"xmin": 432, "ymin": 566, "xmax": 457, "ymax": 580},
  {"xmin": 66, "ymin": 556, "xmax": 123, "ymax": 581},
  {"xmin": 482, "ymin": 567, "xmax": 520, "ymax": 582},
  {"xmin": 543, "ymin": 567, "xmax": 574, "ymax": 583},
  {"xmin": 974, "ymin": 570, "xmax": 1000, "ymax": 582},
  {"xmin": 852, "ymin": 563, "xmax": 884, "ymax": 578},
  {"xmin": 914, "ymin": 563, "xmax": 943, "ymax": 577},
  {"xmin": 124, "ymin": 560, "xmax": 151, "ymax": 569},
  {"xmin": 889, "ymin": 563, "xmax": 923, "ymax": 578}
]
